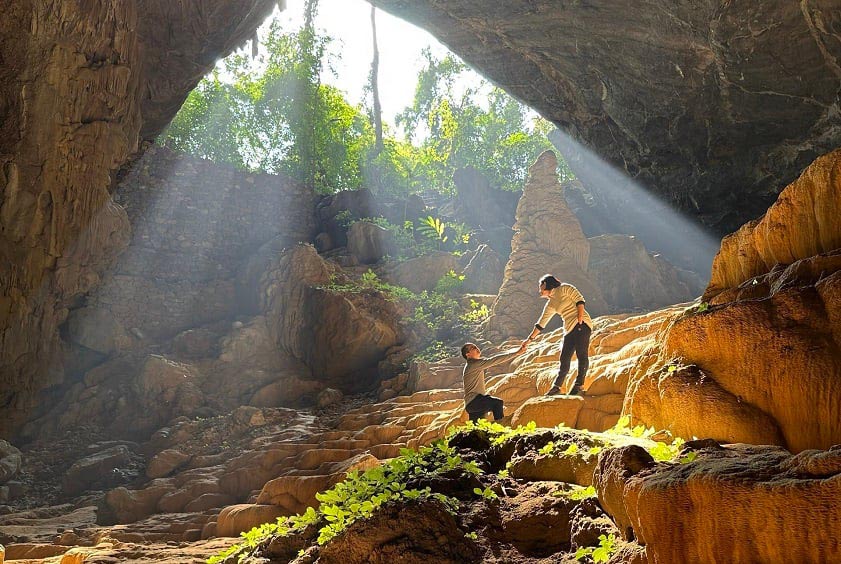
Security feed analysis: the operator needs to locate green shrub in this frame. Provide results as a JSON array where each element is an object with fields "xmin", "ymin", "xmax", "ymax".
[{"xmin": 209, "ymin": 440, "xmax": 472, "ymax": 562}]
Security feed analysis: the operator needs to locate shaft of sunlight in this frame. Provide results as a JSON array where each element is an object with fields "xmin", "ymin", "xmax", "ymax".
[{"xmin": 550, "ymin": 129, "xmax": 720, "ymax": 277}]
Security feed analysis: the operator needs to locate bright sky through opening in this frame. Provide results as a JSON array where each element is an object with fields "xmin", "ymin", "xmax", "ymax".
[{"xmin": 256, "ymin": 0, "xmax": 456, "ymax": 129}]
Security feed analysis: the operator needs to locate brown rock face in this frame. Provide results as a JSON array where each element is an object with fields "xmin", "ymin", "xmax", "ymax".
[
  {"xmin": 488, "ymin": 151, "xmax": 607, "ymax": 339},
  {"xmin": 368, "ymin": 0, "xmax": 841, "ymax": 243},
  {"xmin": 626, "ymin": 150, "xmax": 841, "ymax": 452},
  {"xmin": 261, "ymin": 244, "xmax": 407, "ymax": 391},
  {"xmin": 0, "ymin": 0, "xmax": 276, "ymax": 439},
  {"xmin": 622, "ymin": 444, "xmax": 841, "ymax": 563},
  {"xmin": 705, "ymin": 148, "xmax": 841, "ymax": 301},
  {"xmin": 587, "ymin": 234, "xmax": 704, "ymax": 312}
]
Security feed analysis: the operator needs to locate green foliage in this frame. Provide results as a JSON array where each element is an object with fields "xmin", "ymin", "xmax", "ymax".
[
  {"xmin": 447, "ymin": 419, "xmax": 539, "ymax": 447},
  {"xmin": 417, "ymin": 215, "xmax": 448, "ymax": 243},
  {"xmin": 575, "ymin": 533, "xmax": 618, "ymax": 562},
  {"xmin": 160, "ymin": 25, "xmax": 570, "ymax": 199},
  {"xmin": 460, "ymin": 300, "xmax": 490, "ymax": 324},
  {"xmin": 563, "ymin": 443, "xmax": 580, "ymax": 455},
  {"xmin": 322, "ymin": 270, "xmax": 414, "ymax": 302},
  {"xmin": 414, "ymin": 340, "xmax": 451, "ymax": 363},
  {"xmin": 210, "ymin": 440, "xmax": 471, "ymax": 561},
  {"xmin": 679, "ymin": 451, "xmax": 698, "ymax": 464},
  {"xmin": 648, "ymin": 437, "xmax": 686, "ymax": 462},
  {"xmin": 473, "ymin": 486, "xmax": 498, "ymax": 500},
  {"xmin": 605, "ymin": 414, "xmax": 655, "ymax": 439},
  {"xmin": 557, "ymin": 484, "xmax": 597, "ymax": 501},
  {"xmin": 396, "ymin": 50, "xmax": 567, "ymax": 194},
  {"xmin": 433, "ymin": 270, "xmax": 465, "ymax": 295},
  {"xmin": 697, "ymin": 302, "xmax": 710, "ymax": 313},
  {"xmin": 606, "ymin": 415, "xmax": 689, "ymax": 463},
  {"xmin": 159, "ymin": 15, "xmax": 374, "ymax": 193}
]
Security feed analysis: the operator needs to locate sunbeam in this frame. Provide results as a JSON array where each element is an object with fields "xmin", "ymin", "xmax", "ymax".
[{"xmin": 549, "ymin": 128, "xmax": 720, "ymax": 277}]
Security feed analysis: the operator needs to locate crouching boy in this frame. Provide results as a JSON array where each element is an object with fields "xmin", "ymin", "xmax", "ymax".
[{"xmin": 461, "ymin": 341, "xmax": 527, "ymax": 422}]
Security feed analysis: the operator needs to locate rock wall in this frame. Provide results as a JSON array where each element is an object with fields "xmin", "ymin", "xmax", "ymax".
[
  {"xmin": 0, "ymin": 0, "xmax": 277, "ymax": 439},
  {"xmin": 368, "ymin": 0, "xmax": 841, "ymax": 241},
  {"xmin": 81, "ymin": 146, "xmax": 316, "ymax": 345},
  {"xmin": 704, "ymin": 148, "xmax": 841, "ymax": 301},
  {"xmin": 488, "ymin": 150, "xmax": 701, "ymax": 340},
  {"xmin": 626, "ymin": 150, "xmax": 841, "ymax": 452}
]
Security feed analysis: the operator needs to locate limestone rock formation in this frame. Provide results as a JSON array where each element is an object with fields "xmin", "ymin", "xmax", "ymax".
[
  {"xmin": 611, "ymin": 442, "xmax": 841, "ymax": 563},
  {"xmin": 385, "ymin": 251, "xmax": 459, "ymax": 293},
  {"xmin": 0, "ymin": 0, "xmax": 277, "ymax": 439},
  {"xmin": 461, "ymin": 244, "xmax": 505, "ymax": 295},
  {"xmin": 368, "ymin": 0, "xmax": 841, "ymax": 243},
  {"xmin": 626, "ymin": 150, "xmax": 841, "ymax": 452},
  {"xmin": 487, "ymin": 150, "xmax": 699, "ymax": 339},
  {"xmin": 705, "ymin": 148, "xmax": 841, "ymax": 301},
  {"xmin": 488, "ymin": 150, "xmax": 607, "ymax": 339},
  {"xmin": 588, "ymin": 234, "xmax": 704, "ymax": 312},
  {"xmin": 347, "ymin": 221, "xmax": 395, "ymax": 265},
  {"xmin": 260, "ymin": 244, "xmax": 407, "ymax": 391}
]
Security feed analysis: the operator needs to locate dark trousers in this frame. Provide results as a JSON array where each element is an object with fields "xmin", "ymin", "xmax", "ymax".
[
  {"xmin": 466, "ymin": 394, "xmax": 504, "ymax": 422},
  {"xmin": 552, "ymin": 323, "xmax": 592, "ymax": 389}
]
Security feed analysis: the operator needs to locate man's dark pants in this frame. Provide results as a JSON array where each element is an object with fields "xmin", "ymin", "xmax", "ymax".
[
  {"xmin": 466, "ymin": 394, "xmax": 504, "ymax": 422},
  {"xmin": 552, "ymin": 323, "xmax": 592, "ymax": 390}
]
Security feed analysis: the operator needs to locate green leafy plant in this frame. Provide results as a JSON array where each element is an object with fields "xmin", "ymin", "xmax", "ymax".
[
  {"xmin": 433, "ymin": 269, "xmax": 465, "ymax": 295},
  {"xmin": 460, "ymin": 300, "xmax": 490, "ymax": 324},
  {"xmin": 446, "ymin": 419, "xmax": 539, "ymax": 448},
  {"xmin": 575, "ymin": 533, "xmax": 618, "ymax": 562},
  {"xmin": 679, "ymin": 451, "xmax": 698, "ymax": 464},
  {"xmin": 555, "ymin": 484, "xmax": 596, "ymax": 501},
  {"xmin": 605, "ymin": 414, "xmax": 655, "ymax": 439},
  {"xmin": 473, "ymin": 486, "xmax": 498, "ymax": 500},
  {"xmin": 209, "ymin": 439, "xmax": 476, "ymax": 561},
  {"xmin": 417, "ymin": 215, "xmax": 448, "ymax": 247}
]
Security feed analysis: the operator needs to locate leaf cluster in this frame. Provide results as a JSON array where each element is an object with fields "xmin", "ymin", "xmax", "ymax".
[
  {"xmin": 210, "ymin": 440, "xmax": 474, "ymax": 562},
  {"xmin": 575, "ymin": 533, "xmax": 618, "ymax": 563}
]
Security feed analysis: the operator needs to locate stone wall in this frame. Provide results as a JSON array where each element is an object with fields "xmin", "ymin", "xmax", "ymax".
[{"xmin": 75, "ymin": 146, "xmax": 317, "ymax": 346}]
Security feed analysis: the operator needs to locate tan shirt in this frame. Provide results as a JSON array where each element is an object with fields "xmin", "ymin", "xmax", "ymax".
[
  {"xmin": 536, "ymin": 283, "xmax": 593, "ymax": 333},
  {"xmin": 462, "ymin": 350, "xmax": 520, "ymax": 405}
]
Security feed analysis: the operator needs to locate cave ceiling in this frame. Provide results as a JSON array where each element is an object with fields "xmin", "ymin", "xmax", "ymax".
[{"xmin": 368, "ymin": 0, "xmax": 841, "ymax": 236}]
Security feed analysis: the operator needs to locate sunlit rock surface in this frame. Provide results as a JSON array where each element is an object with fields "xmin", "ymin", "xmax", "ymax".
[
  {"xmin": 626, "ymin": 150, "xmax": 841, "ymax": 452},
  {"xmin": 0, "ymin": 0, "xmax": 277, "ymax": 439},
  {"xmin": 617, "ymin": 443, "xmax": 841, "ymax": 563},
  {"xmin": 488, "ymin": 150, "xmax": 699, "ymax": 339},
  {"xmin": 487, "ymin": 150, "xmax": 607, "ymax": 339},
  {"xmin": 704, "ymin": 148, "xmax": 841, "ymax": 301},
  {"xmin": 369, "ymin": 0, "xmax": 841, "ymax": 240}
]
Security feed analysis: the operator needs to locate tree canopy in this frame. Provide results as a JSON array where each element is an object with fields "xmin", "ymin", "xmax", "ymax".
[{"xmin": 158, "ymin": 13, "xmax": 572, "ymax": 195}]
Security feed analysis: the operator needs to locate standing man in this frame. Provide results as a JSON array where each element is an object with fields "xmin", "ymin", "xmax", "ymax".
[
  {"xmin": 461, "ymin": 341, "xmax": 526, "ymax": 422},
  {"xmin": 522, "ymin": 274, "xmax": 593, "ymax": 396}
]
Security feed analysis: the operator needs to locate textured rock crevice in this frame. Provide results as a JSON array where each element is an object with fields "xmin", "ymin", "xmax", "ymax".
[{"xmin": 625, "ymin": 149, "xmax": 841, "ymax": 452}]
